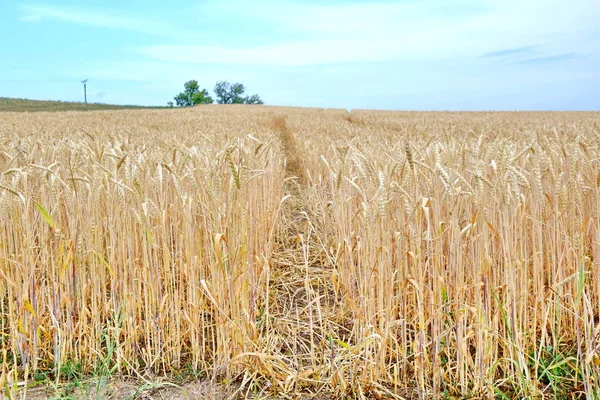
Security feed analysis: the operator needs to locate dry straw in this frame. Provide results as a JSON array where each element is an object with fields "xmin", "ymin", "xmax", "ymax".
[{"xmin": 1, "ymin": 106, "xmax": 599, "ymax": 398}]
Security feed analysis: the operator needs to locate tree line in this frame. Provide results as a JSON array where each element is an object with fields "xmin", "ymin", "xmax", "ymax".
[{"xmin": 169, "ymin": 80, "xmax": 264, "ymax": 107}]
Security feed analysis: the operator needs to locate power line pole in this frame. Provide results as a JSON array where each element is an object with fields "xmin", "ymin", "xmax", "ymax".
[{"xmin": 81, "ymin": 79, "xmax": 88, "ymax": 103}]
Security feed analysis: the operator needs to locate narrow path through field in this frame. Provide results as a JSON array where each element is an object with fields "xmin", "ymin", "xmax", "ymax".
[{"xmin": 266, "ymin": 116, "xmax": 344, "ymax": 384}]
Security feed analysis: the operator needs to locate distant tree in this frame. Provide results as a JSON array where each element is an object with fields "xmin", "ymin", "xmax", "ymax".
[
  {"xmin": 214, "ymin": 81, "xmax": 263, "ymax": 104},
  {"xmin": 214, "ymin": 81, "xmax": 245, "ymax": 104},
  {"xmin": 167, "ymin": 101, "xmax": 174, "ymax": 108},
  {"xmin": 244, "ymin": 94, "xmax": 264, "ymax": 105},
  {"xmin": 173, "ymin": 80, "xmax": 213, "ymax": 107}
]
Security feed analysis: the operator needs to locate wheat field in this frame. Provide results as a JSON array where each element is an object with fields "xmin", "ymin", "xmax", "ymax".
[{"xmin": 1, "ymin": 106, "xmax": 599, "ymax": 398}]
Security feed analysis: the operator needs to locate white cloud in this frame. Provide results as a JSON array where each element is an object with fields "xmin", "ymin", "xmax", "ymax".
[
  {"xmin": 137, "ymin": 0, "xmax": 600, "ymax": 67},
  {"xmin": 19, "ymin": 15, "xmax": 41, "ymax": 22},
  {"xmin": 20, "ymin": 1, "xmax": 600, "ymax": 68},
  {"xmin": 140, "ymin": 39, "xmax": 411, "ymax": 66},
  {"xmin": 15, "ymin": 0, "xmax": 599, "ymax": 109},
  {"xmin": 220, "ymin": 0, "xmax": 600, "ymax": 43},
  {"xmin": 19, "ymin": 4, "xmax": 185, "ymax": 38}
]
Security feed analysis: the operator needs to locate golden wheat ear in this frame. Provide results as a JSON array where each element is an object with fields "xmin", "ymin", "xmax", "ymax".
[{"xmin": 2, "ymin": 107, "xmax": 599, "ymax": 399}]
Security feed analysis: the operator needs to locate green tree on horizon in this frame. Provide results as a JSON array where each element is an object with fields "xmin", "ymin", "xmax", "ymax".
[
  {"xmin": 173, "ymin": 80, "xmax": 213, "ymax": 107},
  {"xmin": 214, "ymin": 81, "xmax": 264, "ymax": 105},
  {"xmin": 171, "ymin": 80, "xmax": 264, "ymax": 106}
]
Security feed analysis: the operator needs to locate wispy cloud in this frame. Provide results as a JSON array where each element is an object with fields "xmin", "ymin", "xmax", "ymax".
[
  {"xmin": 19, "ymin": 15, "xmax": 41, "ymax": 22},
  {"xmin": 481, "ymin": 45, "xmax": 537, "ymax": 58},
  {"xmin": 197, "ymin": 1, "xmax": 491, "ymax": 37},
  {"xmin": 139, "ymin": 2, "xmax": 500, "ymax": 66},
  {"xmin": 140, "ymin": 0, "xmax": 600, "ymax": 68},
  {"xmin": 20, "ymin": 4, "xmax": 183, "ymax": 38},
  {"xmin": 513, "ymin": 52, "xmax": 582, "ymax": 64},
  {"xmin": 8, "ymin": 0, "xmax": 600, "ymax": 109},
  {"xmin": 139, "ymin": 39, "xmax": 413, "ymax": 66}
]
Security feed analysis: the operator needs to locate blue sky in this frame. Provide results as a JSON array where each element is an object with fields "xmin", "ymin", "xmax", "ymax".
[{"xmin": 1, "ymin": 0, "xmax": 598, "ymax": 110}]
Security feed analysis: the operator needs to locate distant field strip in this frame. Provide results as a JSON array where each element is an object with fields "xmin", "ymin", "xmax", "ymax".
[{"xmin": 0, "ymin": 97, "xmax": 161, "ymax": 112}]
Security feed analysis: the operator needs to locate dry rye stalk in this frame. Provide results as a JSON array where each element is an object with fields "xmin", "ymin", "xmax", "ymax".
[{"xmin": 0, "ymin": 107, "xmax": 599, "ymax": 399}]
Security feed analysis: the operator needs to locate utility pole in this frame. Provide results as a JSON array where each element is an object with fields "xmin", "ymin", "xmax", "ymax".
[{"xmin": 81, "ymin": 79, "xmax": 88, "ymax": 103}]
